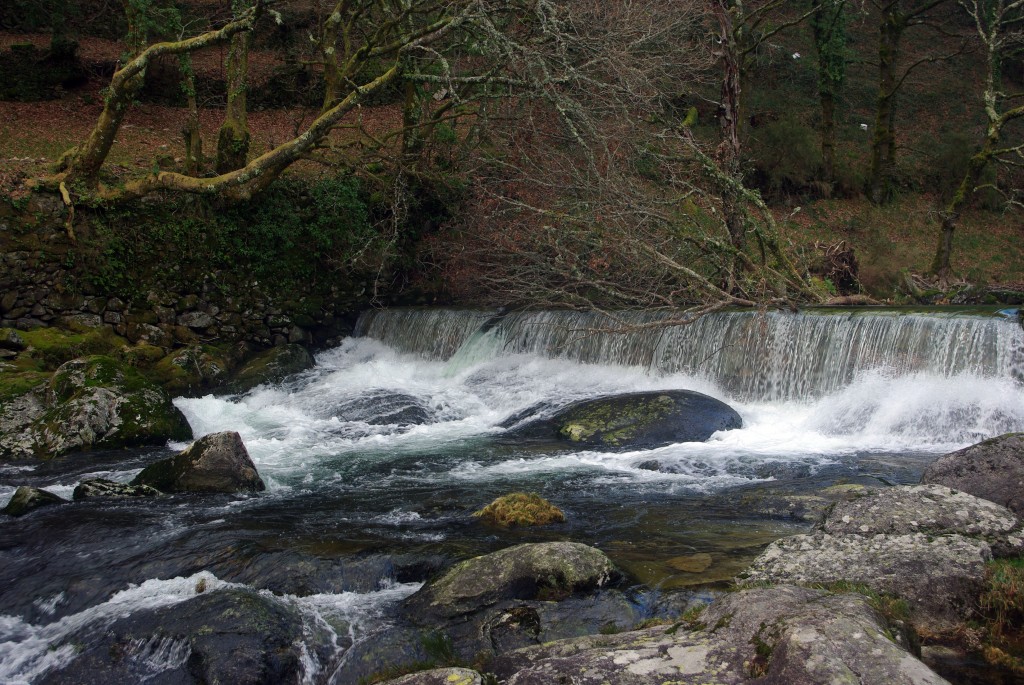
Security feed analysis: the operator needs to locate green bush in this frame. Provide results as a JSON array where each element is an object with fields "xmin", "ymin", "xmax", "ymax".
[{"xmin": 747, "ymin": 115, "xmax": 823, "ymax": 199}]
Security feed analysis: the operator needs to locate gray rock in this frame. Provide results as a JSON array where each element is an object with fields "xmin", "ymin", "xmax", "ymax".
[
  {"xmin": 489, "ymin": 585, "xmax": 947, "ymax": 685},
  {"xmin": 406, "ymin": 542, "xmax": 620, "ymax": 621},
  {"xmin": 2, "ymin": 485, "xmax": 68, "ymax": 516},
  {"xmin": 72, "ymin": 478, "xmax": 162, "ymax": 500},
  {"xmin": 739, "ymin": 532, "xmax": 990, "ymax": 630},
  {"xmin": 0, "ymin": 327, "xmax": 26, "ymax": 351},
  {"xmin": 0, "ymin": 384, "xmax": 47, "ymax": 457},
  {"xmin": 177, "ymin": 311, "xmax": 215, "ymax": 329},
  {"xmin": 922, "ymin": 433, "xmax": 1024, "ymax": 514},
  {"xmin": 821, "ymin": 484, "xmax": 1023, "ymax": 556},
  {"xmin": 132, "ymin": 431, "xmax": 266, "ymax": 493},
  {"xmin": 378, "ymin": 669, "xmax": 483, "ymax": 685}
]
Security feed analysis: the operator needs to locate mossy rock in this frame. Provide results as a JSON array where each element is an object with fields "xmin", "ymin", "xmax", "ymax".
[
  {"xmin": 0, "ymin": 327, "xmax": 26, "ymax": 351},
  {"xmin": 473, "ymin": 492, "xmax": 565, "ymax": 527},
  {"xmin": 227, "ymin": 344, "xmax": 314, "ymax": 393},
  {"xmin": 405, "ymin": 542, "xmax": 621, "ymax": 621},
  {"xmin": 150, "ymin": 344, "xmax": 234, "ymax": 396},
  {"xmin": 20, "ymin": 327, "xmax": 129, "ymax": 371},
  {"xmin": 0, "ymin": 370, "xmax": 51, "ymax": 403},
  {"xmin": 2, "ymin": 485, "xmax": 67, "ymax": 516},
  {"xmin": 4, "ymin": 355, "xmax": 192, "ymax": 459},
  {"xmin": 505, "ymin": 390, "xmax": 742, "ymax": 450}
]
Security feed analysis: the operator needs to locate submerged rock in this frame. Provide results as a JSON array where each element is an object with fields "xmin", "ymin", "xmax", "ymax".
[
  {"xmin": 228, "ymin": 344, "xmax": 314, "ymax": 393},
  {"xmin": 333, "ymin": 389, "xmax": 433, "ymax": 426},
  {"xmin": 1, "ymin": 355, "xmax": 192, "ymax": 459},
  {"xmin": 132, "ymin": 431, "xmax": 266, "ymax": 494},
  {"xmin": 472, "ymin": 492, "xmax": 565, "ymax": 527},
  {"xmin": 2, "ymin": 485, "xmax": 67, "ymax": 516},
  {"xmin": 405, "ymin": 542, "xmax": 620, "ymax": 621},
  {"xmin": 73, "ymin": 478, "xmax": 162, "ymax": 500},
  {"xmin": 506, "ymin": 390, "xmax": 742, "ymax": 450},
  {"xmin": 488, "ymin": 584, "xmax": 947, "ymax": 684},
  {"xmin": 922, "ymin": 432, "xmax": 1024, "ymax": 514}
]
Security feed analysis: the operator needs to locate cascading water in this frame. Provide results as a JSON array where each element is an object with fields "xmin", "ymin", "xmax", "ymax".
[{"xmin": 1, "ymin": 306, "xmax": 1022, "ymax": 684}]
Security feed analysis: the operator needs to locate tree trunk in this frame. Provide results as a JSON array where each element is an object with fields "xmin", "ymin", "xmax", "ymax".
[
  {"xmin": 821, "ymin": 91, "xmax": 836, "ymax": 183},
  {"xmin": 714, "ymin": 1, "xmax": 745, "ymax": 258},
  {"xmin": 868, "ymin": 14, "xmax": 902, "ymax": 204},
  {"xmin": 321, "ymin": 2, "xmax": 343, "ymax": 113},
  {"xmin": 180, "ymin": 55, "xmax": 203, "ymax": 175},
  {"xmin": 217, "ymin": 30, "xmax": 251, "ymax": 173},
  {"xmin": 931, "ymin": 149, "xmax": 991, "ymax": 281}
]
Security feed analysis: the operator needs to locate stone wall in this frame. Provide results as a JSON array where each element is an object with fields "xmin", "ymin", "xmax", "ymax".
[{"xmin": 0, "ymin": 194, "xmax": 370, "ymax": 350}]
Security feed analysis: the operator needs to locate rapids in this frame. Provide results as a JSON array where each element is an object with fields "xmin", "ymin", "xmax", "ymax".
[{"xmin": 1, "ymin": 307, "xmax": 1022, "ymax": 683}]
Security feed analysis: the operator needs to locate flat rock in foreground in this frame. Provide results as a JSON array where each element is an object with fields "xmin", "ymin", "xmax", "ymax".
[{"xmin": 487, "ymin": 585, "xmax": 947, "ymax": 684}]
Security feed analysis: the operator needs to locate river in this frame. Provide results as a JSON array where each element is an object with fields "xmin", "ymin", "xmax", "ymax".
[{"xmin": 1, "ymin": 307, "xmax": 1022, "ymax": 682}]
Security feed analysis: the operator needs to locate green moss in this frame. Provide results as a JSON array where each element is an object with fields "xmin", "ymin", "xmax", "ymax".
[
  {"xmin": 472, "ymin": 492, "xmax": 566, "ymax": 527},
  {"xmin": 0, "ymin": 370, "xmax": 50, "ymax": 401},
  {"xmin": 558, "ymin": 395, "xmax": 674, "ymax": 446},
  {"xmin": 20, "ymin": 327, "xmax": 129, "ymax": 371}
]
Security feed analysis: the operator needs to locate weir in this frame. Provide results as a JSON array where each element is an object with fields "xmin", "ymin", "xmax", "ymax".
[{"xmin": 356, "ymin": 308, "xmax": 1024, "ymax": 401}]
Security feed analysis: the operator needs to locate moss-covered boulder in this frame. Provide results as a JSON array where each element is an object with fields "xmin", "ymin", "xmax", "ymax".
[
  {"xmin": 227, "ymin": 344, "xmax": 314, "ymax": 393},
  {"xmin": 473, "ymin": 492, "xmax": 565, "ymax": 527},
  {"xmin": 2, "ymin": 485, "xmax": 68, "ymax": 516},
  {"xmin": 19, "ymin": 326, "xmax": 129, "ymax": 371},
  {"xmin": 132, "ymin": 431, "xmax": 265, "ymax": 494},
  {"xmin": 150, "ymin": 344, "xmax": 235, "ymax": 396},
  {"xmin": 378, "ymin": 668, "xmax": 483, "ymax": 685},
  {"xmin": 1, "ymin": 356, "xmax": 192, "ymax": 459},
  {"xmin": 505, "ymin": 390, "xmax": 742, "ymax": 450},
  {"xmin": 405, "ymin": 542, "xmax": 620, "ymax": 621},
  {"xmin": 0, "ymin": 327, "xmax": 26, "ymax": 351}
]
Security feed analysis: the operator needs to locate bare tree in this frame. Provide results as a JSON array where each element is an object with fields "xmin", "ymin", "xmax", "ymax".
[
  {"xmin": 931, "ymin": 0, "xmax": 1024, "ymax": 281},
  {"xmin": 433, "ymin": 0, "xmax": 819, "ymax": 319}
]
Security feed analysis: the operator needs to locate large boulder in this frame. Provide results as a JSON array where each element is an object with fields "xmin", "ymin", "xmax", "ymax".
[
  {"xmin": 2, "ymin": 485, "xmax": 68, "ymax": 516},
  {"xmin": 150, "ymin": 344, "xmax": 235, "ymax": 396},
  {"xmin": 378, "ymin": 668, "xmax": 483, "ymax": 685},
  {"xmin": 405, "ymin": 542, "xmax": 620, "ymax": 621},
  {"xmin": 0, "ymin": 356, "xmax": 192, "ymax": 459},
  {"xmin": 488, "ymin": 585, "xmax": 947, "ymax": 684},
  {"xmin": 228, "ymin": 344, "xmax": 314, "ymax": 393},
  {"xmin": 132, "ymin": 431, "xmax": 266, "ymax": 493},
  {"xmin": 922, "ymin": 433, "xmax": 1024, "ymax": 514},
  {"xmin": 504, "ymin": 390, "xmax": 742, "ymax": 450},
  {"xmin": 739, "ymin": 485, "xmax": 1023, "ymax": 631}
]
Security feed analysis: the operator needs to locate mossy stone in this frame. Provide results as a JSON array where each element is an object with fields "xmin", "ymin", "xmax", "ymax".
[
  {"xmin": 228, "ymin": 344, "xmax": 314, "ymax": 393},
  {"xmin": 473, "ymin": 492, "xmax": 565, "ymax": 527},
  {"xmin": 2, "ymin": 485, "xmax": 67, "ymax": 516}
]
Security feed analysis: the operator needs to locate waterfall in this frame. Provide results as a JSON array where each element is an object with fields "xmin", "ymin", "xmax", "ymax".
[{"xmin": 355, "ymin": 308, "xmax": 1024, "ymax": 401}]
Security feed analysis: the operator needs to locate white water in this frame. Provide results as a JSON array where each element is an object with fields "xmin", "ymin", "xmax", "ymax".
[
  {"xmin": 173, "ymin": 311, "xmax": 1024, "ymax": 492},
  {"xmin": 0, "ymin": 569, "xmax": 422, "ymax": 684}
]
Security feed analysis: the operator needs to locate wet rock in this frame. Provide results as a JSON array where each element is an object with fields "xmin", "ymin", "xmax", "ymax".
[
  {"xmin": 821, "ymin": 484, "xmax": 1023, "ymax": 556},
  {"xmin": 228, "ymin": 343, "xmax": 314, "ymax": 393},
  {"xmin": 489, "ymin": 584, "xmax": 947, "ymax": 685},
  {"xmin": 133, "ymin": 431, "xmax": 265, "ymax": 494},
  {"xmin": 506, "ymin": 390, "xmax": 742, "ymax": 450},
  {"xmin": 38, "ymin": 587, "xmax": 333, "ymax": 685},
  {"xmin": 922, "ymin": 432, "xmax": 1024, "ymax": 514},
  {"xmin": 2, "ymin": 485, "xmax": 68, "ymax": 516},
  {"xmin": 378, "ymin": 668, "xmax": 483, "ymax": 685},
  {"xmin": 1, "ymin": 356, "xmax": 191, "ymax": 459},
  {"xmin": 0, "ymin": 383, "xmax": 47, "ymax": 457},
  {"xmin": 666, "ymin": 553, "xmax": 713, "ymax": 573},
  {"xmin": 0, "ymin": 327, "xmax": 26, "ymax": 351},
  {"xmin": 739, "ymin": 532, "xmax": 990, "ymax": 631},
  {"xmin": 333, "ymin": 389, "xmax": 432, "ymax": 426},
  {"xmin": 73, "ymin": 478, "xmax": 162, "ymax": 500},
  {"xmin": 405, "ymin": 542, "xmax": 620, "ymax": 621}
]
